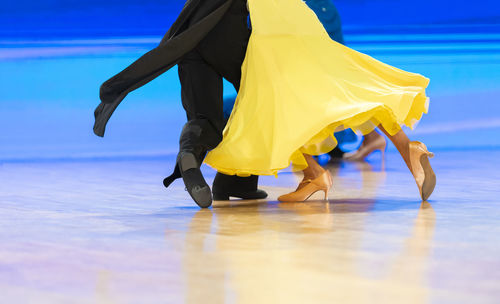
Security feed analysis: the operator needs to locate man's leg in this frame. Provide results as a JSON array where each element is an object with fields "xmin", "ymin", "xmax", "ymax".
[
  {"xmin": 176, "ymin": 50, "xmax": 224, "ymax": 208},
  {"xmin": 210, "ymin": 94, "xmax": 268, "ymax": 201},
  {"xmin": 200, "ymin": 38, "xmax": 267, "ymax": 201},
  {"xmin": 174, "ymin": 0, "xmax": 266, "ymax": 202}
]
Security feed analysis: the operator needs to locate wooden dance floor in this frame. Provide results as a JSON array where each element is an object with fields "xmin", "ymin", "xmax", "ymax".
[{"xmin": 1, "ymin": 149, "xmax": 499, "ymax": 303}]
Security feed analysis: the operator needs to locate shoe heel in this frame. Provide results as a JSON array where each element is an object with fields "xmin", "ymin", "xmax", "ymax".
[
  {"xmin": 278, "ymin": 171, "xmax": 332, "ymax": 202},
  {"xmin": 178, "ymin": 152, "xmax": 198, "ymax": 171},
  {"xmin": 414, "ymin": 142, "xmax": 434, "ymax": 157},
  {"xmin": 304, "ymin": 189, "xmax": 329, "ymax": 201}
]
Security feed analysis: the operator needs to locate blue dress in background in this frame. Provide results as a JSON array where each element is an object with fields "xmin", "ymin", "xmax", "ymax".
[{"xmin": 304, "ymin": 0, "xmax": 344, "ymax": 44}]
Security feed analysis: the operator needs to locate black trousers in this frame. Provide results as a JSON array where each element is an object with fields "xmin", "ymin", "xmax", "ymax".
[{"xmin": 177, "ymin": 0, "xmax": 250, "ymax": 158}]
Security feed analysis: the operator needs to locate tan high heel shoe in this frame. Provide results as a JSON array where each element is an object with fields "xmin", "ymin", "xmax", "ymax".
[
  {"xmin": 343, "ymin": 135, "xmax": 387, "ymax": 161},
  {"xmin": 278, "ymin": 170, "xmax": 333, "ymax": 202},
  {"xmin": 409, "ymin": 141, "xmax": 436, "ymax": 201}
]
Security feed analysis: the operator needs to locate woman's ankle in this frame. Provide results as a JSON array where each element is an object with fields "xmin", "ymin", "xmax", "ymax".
[
  {"xmin": 303, "ymin": 169, "xmax": 321, "ymax": 180},
  {"xmin": 308, "ymin": 166, "xmax": 325, "ymax": 179},
  {"xmin": 302, "ymin": 154, "xmax": 326, "ymax": 179}
]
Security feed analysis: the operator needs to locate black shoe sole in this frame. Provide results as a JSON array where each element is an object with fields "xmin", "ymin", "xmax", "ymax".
[
  {"xmin": 213, "ymin": 190, "xmax": 268, "ymax": 201},
  {"xmin": 420, "ymin": 153, "xmax": 436, "ymax": 201},
  {"xmin": 178, "ymin": 152, "xmax": 212, "ymax": 208}
]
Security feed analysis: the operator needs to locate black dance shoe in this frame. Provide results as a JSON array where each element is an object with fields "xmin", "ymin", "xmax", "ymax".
[
  {"xmin": 177, "ymin": 151, "xmax": 212, "ymax": 208},
  {"xmin": 212, "ymin": 173, "xmax": 268, "ymax": 201}
]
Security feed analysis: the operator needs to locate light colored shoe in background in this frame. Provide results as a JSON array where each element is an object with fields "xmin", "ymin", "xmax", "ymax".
[{"xmin": 344, "ymin": 132, "xmax": 387, "ymax": 161}]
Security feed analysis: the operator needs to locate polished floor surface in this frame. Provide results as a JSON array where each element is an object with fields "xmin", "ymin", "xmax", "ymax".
[{"xmin": 1, "ymin": 149, "xmax": 500, "ymax": 303}]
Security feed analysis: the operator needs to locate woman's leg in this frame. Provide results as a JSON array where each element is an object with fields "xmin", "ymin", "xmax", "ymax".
[
  {"xmin": 378, "ymin": 126, "xmax": 436, "ymax": 201},
  {"xmin": 378, "ymin": 127, "xmax": 412, "ymax": 171},
  {"xmin": 364, "ymin": 129, "xmax": 385, "ymax": 145},
  {"xmin": 302, "ymin": 154, "xmax": 326, "ymax": 181},
  {"xmin": 278, "ymin": 154, "xmax": 332, "ymax": 201}
]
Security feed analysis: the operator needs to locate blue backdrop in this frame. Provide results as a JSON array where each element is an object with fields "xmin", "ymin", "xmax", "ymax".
[
  {"xmin": 1, "ymin": 0, "xmax": 500, "ymax": 162},
  {"xmin": 3, "ymin": 0, "xmax": 500, "ymax": 37}
]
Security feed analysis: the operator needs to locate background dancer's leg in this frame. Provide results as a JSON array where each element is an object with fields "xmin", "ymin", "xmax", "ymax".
[{"xmin": 343, "ymin": 130, "xmax": 387, "ymax": 161}]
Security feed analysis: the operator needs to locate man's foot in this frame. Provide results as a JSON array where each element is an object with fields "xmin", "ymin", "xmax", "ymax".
[
  {"xmin": 177, "ymin": 151, "xmax": 212, "ymax": 208},
  {"xmin": 212, "ymin": 173, "xmax": 268, "ymax": 201},
  {"xmin": 328, "ymin": 146, "xmax": 345, "ymax": 159}
]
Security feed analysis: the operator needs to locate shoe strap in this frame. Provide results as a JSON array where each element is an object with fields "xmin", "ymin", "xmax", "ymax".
[{"xmin": 299, "ymin": 179, "xmax": 313, "ymax": 186}]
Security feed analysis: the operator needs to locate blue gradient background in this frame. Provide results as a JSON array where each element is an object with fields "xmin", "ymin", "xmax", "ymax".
[{"xmin": 1, "ymin": 0, "xmax": 500, "ymax": 162}]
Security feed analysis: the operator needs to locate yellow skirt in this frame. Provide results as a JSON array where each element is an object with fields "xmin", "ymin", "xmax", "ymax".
[{"xmin": 205, "ymin": 0, "xmax": 430, "ymax": 176}]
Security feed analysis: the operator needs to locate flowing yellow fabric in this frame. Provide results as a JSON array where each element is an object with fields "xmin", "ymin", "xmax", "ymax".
[{"xmin": 204, "ymin": 0, "xmax": 430, "ymax": 176}]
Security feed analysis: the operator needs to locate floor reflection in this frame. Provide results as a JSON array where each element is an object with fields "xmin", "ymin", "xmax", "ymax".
[
  {"xmin": 5, "ymin": 150, "xmax": 500, "ymax": 302},
  {"xmin": 179, "ymin": 160, "xmax": 435, "ymax": 303}
]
